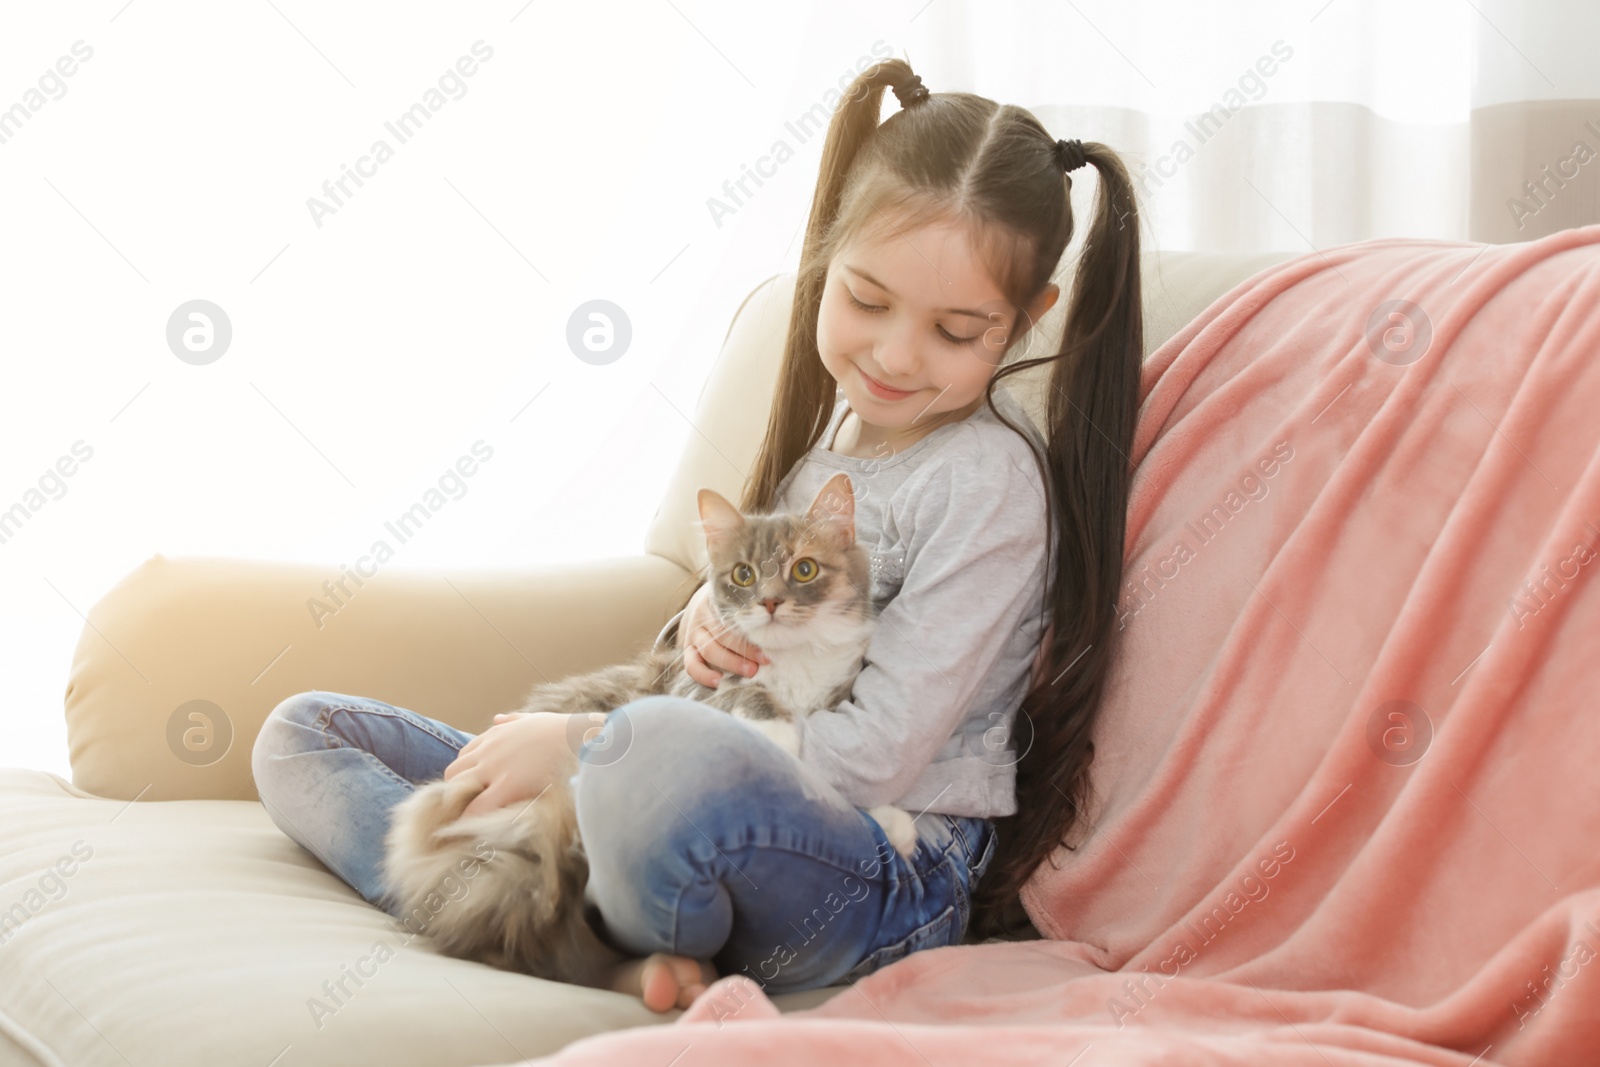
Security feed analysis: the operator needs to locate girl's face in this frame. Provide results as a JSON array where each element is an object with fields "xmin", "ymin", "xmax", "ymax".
[{"xmin": 817, "ymin": 217, "xmax": 1054, "ymax": 431}]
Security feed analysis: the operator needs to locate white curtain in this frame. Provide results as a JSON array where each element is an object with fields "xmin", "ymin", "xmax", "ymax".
[{"xmin": 909, "ymin": 0, "xmax": 1600, "ymax": 251}]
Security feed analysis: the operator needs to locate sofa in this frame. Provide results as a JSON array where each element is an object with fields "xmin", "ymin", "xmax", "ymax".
[{"xmin": 0, "ymin": 244, "xmax": 1297, "ymax": 1067}]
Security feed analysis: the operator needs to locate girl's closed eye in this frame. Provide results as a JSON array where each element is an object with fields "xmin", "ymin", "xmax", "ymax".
[{"xmin": 845, "ymin": 290, "xmax": 981, "ymax": 345}]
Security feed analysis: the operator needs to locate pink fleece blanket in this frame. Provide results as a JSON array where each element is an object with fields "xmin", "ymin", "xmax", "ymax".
[{"xmin": 525, "ymin": 223, "xmax": 1600, "ymax": 1066}]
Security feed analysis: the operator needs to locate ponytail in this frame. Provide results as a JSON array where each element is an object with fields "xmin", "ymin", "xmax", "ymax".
[
  {"xmin": 973, "ymin": 144, "xmax": 1143, "ymax": 937},
  {"xmin": 739, "ymin": 63, "xmax": 905, "ymax": 513}
]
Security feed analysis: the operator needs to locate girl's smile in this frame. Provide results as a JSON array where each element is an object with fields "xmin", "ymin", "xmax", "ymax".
[{"xmin": 857, "ymin": 365, "xmax": 920, "ymax": 400}]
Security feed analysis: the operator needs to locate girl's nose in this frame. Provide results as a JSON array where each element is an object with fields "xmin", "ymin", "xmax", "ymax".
[{"xmin": 874, "ymin": 335, "xmax": 918, "ymax": 378}]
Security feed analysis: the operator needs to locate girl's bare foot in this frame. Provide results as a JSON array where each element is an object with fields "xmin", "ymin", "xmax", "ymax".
[{"xmin": 608, "ymin": 952, "xmax": 718, "ymax": 1013}]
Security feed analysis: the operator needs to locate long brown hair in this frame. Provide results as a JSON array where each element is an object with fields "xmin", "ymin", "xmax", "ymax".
[{"xmin": 740, "ymin": 58, "xmax": 1143, "ymax": 938}]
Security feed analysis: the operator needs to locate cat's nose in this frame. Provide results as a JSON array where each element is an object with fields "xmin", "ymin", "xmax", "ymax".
[{"xmin": 761, "ymin": 597, "xmax": 785, "ymax": 615}]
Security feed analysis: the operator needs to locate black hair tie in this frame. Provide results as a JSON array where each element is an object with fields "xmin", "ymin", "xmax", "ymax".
[{"xmin": 1055, "ymin": 138, "xmax": 1088, "ymax": 173}]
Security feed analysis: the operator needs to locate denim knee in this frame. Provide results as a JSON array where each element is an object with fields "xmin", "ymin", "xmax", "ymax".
[
  {"xmin": 251, "ymin": 691, "xmax": 330, "ymax": 793},
  {"xmin": 269, "ymin": 690, "xmax": 335, "ymax": 731}
]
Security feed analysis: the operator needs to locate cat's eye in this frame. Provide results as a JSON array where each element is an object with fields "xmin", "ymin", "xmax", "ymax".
[
  {"xmin": 730, "ymin": 563, "xmax": 756, "ymax": 587},
  {"xmin": 790, "ymin": 558, "xmax": 820, "ymax": 582}
]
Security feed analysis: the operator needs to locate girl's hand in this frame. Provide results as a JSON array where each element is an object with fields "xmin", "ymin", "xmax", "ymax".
[
  {"xmin": 681, "ymin": 582, "xmax": 770, "ymax": 688},
  {"xmin": 443, "ymin": 711, "xmax": 577, "ymax": 819}
]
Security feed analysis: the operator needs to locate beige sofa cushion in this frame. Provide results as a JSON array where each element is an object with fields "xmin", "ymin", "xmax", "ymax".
[
  {"xmin": 0, "ymin": 769, "xmax": 847, "ymax": 1067},
  {"xmin": 63, "ymin": 553, "xmax": 694, "ymax": 803}
]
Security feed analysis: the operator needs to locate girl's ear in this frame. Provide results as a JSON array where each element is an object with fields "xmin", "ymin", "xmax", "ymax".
[
  {"xmin": 1000, "ymin": 284, "xmax": 1063, "ymax": 351},
  {"xmin": 1026, "ymin": 283, "xmax": 1062, "ymax": 329}
]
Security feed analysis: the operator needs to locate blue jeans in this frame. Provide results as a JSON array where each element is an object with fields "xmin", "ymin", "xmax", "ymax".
[{"xmin": 251, "ymin": 691, "xmax": 998, "ymax": 995}]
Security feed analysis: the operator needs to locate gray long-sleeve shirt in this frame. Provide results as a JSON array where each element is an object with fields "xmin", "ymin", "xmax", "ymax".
[
  {"xmin": 776, "ymin": 383, "xmax": 1056, "ymax": 817},
  {"xmin": 654, "ymin": 383, "xmax": 1054, "ymax": 817}
]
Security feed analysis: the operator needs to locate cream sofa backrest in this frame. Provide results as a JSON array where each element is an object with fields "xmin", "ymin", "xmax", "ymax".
[{"xmin": 644, "ymin": 249, "xmax": 1300, "ymax": 577}]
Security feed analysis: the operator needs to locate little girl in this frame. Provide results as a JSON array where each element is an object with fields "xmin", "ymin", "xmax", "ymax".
[{"xmin": 252, "ymin": 58, "xmax": 1144, "ymax": 1014}]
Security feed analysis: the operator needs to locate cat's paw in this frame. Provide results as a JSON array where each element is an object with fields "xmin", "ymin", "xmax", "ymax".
[{"xmin": 867, "ymin": 804, "xmax": 919, "ymax": 858}]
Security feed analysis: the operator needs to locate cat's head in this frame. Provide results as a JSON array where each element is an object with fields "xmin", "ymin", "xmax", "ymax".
[{"xmin": 694, "ymin": 471, "xmax": 872, "ymax": 649}]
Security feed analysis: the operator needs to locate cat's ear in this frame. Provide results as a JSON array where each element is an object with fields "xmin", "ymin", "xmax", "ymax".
[
  {"xmin": 696, "ymin": 488, "xmax": 745, "ymax": 552},
  {"xmin": 805, "ymin": 472, "xmax": 857, "ymax": 545}
]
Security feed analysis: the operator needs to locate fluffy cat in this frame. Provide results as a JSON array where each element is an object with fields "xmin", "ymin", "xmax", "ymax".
[{"xmin": 379, "ymin": 470, "xmax": 918, "ymax": 989}]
